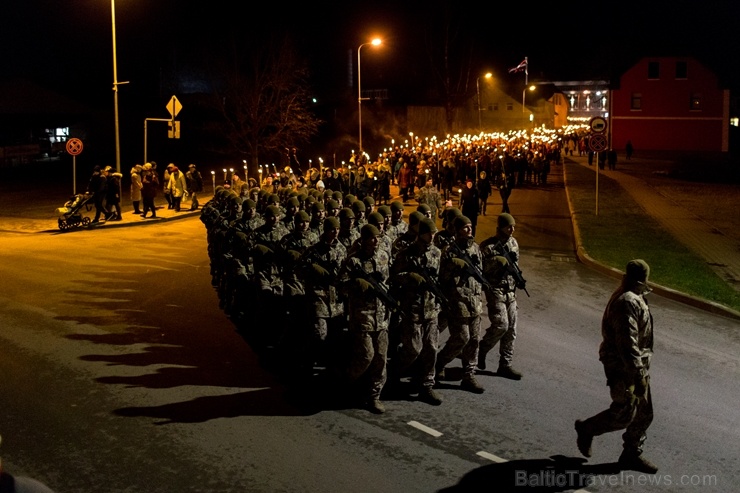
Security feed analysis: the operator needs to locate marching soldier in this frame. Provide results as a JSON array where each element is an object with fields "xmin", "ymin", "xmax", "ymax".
[
  {"xmin": 435, "ymin": 215, "xmax": 486, "ymax": 394},
  {"xmin": 478, "ymin": 213, "xmax": 524, "ymax": 379},
  {"xmin": 338, "ymin": 224, "xmax": 394, "ymax": 414},
  {"xmin": 389, "ymin": 217, "xmax": 444, "ymax": 405}
]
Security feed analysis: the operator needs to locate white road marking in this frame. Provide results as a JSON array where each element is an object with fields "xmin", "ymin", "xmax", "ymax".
[
  {"xmin": 476, "ymin": 451, "xmax": 508, "ymax": 463},
  {"xmin": 407, "ymin": 421, "xmax": 443, "ymax": 437}
]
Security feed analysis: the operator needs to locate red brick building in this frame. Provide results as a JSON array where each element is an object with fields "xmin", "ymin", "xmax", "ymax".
[{"xmin": 610, "ymin": 56, "xmax": 729, "ymax": 153}]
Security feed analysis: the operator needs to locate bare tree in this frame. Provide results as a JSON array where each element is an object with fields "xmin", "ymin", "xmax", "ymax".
[
  {"xmin": 205, "ymin": 32, "xmax": 321, "ymax": 168},
  {"xmin": 423, "ymin": 0, "xmax": 475, "ymax": 132}
]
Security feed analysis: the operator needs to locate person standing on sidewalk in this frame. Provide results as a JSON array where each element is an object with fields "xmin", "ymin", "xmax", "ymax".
[
  {"xmin": 186, "ymin": 163, "xmax": 204, "ymax": 211},
  {"xmin": 167, "ymin": 165, "xmax": 188, "ymax": 212},
  {"xmin": 140, "ymin": 162, "xmax": 159, "ymax": 218},
  {"xmin": 104, "ymin": 166, "xmax": 123, "ymax": 220},
  {"xmin": 86, "ymin": 165, "xmax": 109, "ymax": 223},
  {"xmin": 478, "ymin": 213, "xmax": 523, "ymax": 379},
  {"xmin": 130, "ymin": 164, "xmax": 143, "ymax": 215},
  {"xmin": 575, "ymin": 259, "xmax": 658, "ymax": 474}
]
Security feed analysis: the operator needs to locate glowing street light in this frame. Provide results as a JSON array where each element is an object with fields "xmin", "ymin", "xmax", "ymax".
[
  {"xmin": 477, "ymin": 72, "xmax": 492, "ymax": 133},
  {"xmin": 522, "ymin": 84, "xmax": 536, "ymax": 113},
  {"xmin": 357, "ymin": 37, "xmax": 382, "ymax": 154}
]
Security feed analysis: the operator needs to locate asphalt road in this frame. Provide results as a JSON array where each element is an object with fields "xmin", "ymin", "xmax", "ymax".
[{"xmin": 0, "ymin": 165, "xmax": 738, "ymax": 492}]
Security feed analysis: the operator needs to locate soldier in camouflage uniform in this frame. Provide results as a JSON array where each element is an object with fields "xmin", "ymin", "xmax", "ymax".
[
  {"xmin": 435, "ymin": 215, "xmax": 486, "ymax": 394},
  {"xmin": 416, "ymin": 178, "xmax": 443, "ymax": 222},
  {"xmin": 338, "ymin": 224, "xmax": 394, "ymax": 414},
  {"xmin": 575, "ymin": 259, "xmax": 658, "ymax": 474},
  {"xmin": 388, "ymin": 201, "xmax": 408, "ymax": 239},
  {"xmin": 478, "ymin": 213, "xmax": 524, "ymax": 380},
  {"xmin": 391, "ymin": 211, "xmax": 424, "ymax": 259},
  {"xmin": 389, "ymin": 217, "xmax": 444, "ymax": 405},
  {"xmin": 299, "ymin": 217, "xmax": 348, "ymax": 374},
  {"xmin": 276, "ymin": 211, "xmax": 319, "ymax": 375},
  {"xmin": 252, "ymin": 205, "xmax": 290, "ymax": 251},
  {"xmin": 337, "ymin": 208, "xmax": 360, "ymax": 251},
  {"xmin": 309, "ymin": 201, "xmax": 326, "ymax": 238}
]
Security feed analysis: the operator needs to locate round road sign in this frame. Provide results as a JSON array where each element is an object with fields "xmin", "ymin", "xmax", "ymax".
[
  {"xmin": 66, "ymin": 138, "xmax": 83, "ymax": 156},
  {"xmin": 589, "ymin": 134, "xmax": 608, "ymax": 152},
  {"xmin": 589, "ymin": 116, "xmax": 607, "ymax": 133}
]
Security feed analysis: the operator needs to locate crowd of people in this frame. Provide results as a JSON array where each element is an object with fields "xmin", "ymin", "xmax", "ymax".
[
  {"xmin": 196, "ymin": 129, "xmax": 659, "ymax": 473},
  {"xmin": 200, "ymin": 176, "xmax": 529, "ymax": 415},
  {"xmin": 85, "ymin": 161, "xmax": 204, "ymax": 222}
]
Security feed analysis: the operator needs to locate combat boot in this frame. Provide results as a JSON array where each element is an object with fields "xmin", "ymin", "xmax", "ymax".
[
  {"xmin": 574, "ymin": 420, "xmax": 593, "ymax": 458},
  {"xmin": 618, "ymin": 451, "xmax": 658, "ymax": 474},
  {"xmin": 366, "ymin": 398, "xmax": 386, "ymax": 414},
  {"xmin": 461, "ymin": 375, "xmax": 485, "ymax": 394},
  {"xmin": 497, "ymin": 365, "xmax": 523, "ymax": 380},
  {"xmin": 418, "ymin": 387, "xmax": 443, "ymax": 406}
]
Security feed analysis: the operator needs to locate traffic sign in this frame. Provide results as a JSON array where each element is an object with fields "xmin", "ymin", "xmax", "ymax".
[
  {"xmin": 168, "ymin": 120, "xmax": 181, "ymax": 139},
  {"xmin": 589, "ymin": 134, "xmax": 608, "ymax": 152},
  {"xmin": 166, "ymin": 95, "xmax": 182, "ymax": 118},
  {"xmin": 589, "ymin": 116, "xmax": 607, "ymax": 133},
  {"xmin": 66, "ymin": 138, "xmax": 83, "ymax": 156}
]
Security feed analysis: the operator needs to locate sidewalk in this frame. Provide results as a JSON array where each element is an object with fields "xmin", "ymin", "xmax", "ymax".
[{"xmin": 563, "ymin": 154, "xmax": 740, "ymax": 320}]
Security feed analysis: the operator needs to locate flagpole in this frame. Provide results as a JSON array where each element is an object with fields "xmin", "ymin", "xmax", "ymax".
[{"xmin": 522, "ymin": 56, "xmax": 529, "ymax": 111}]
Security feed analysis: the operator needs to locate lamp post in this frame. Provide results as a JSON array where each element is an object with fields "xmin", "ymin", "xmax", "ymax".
[
  {"xmin": 357, "ymin": 38, "xmax": 382, "ymax": 154},
  {"xmin": 476, "ymin": 72, "xmax": 492, "ymax": 133},
  {"xmin": 522, "ymin": 84, "xmax": 536, "ymax": 113},
  {"xmin": 110, "ymin": 0, "xmax": 127, "ymax": 173}
]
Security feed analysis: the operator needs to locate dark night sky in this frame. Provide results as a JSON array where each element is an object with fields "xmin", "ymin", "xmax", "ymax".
[{"xmin": 3, "ymin": 0, "xmax": 740, "ymax": 104}]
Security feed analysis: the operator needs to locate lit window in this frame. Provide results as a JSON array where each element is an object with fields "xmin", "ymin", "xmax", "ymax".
[{"xmin": 690, "ymin": 93, "xmax": 702, "ymax": 110}]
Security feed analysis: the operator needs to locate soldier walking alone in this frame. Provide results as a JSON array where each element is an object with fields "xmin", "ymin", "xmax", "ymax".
[{"xmin": 575, "ymin": 259, "xmax": 658, "ymax": 474}]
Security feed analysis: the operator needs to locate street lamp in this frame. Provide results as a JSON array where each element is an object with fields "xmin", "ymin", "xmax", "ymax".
[
  {"xmin": 522, "ymin": 84, "xmax": 536, "ymax": 113},
  {"xmin": 476, "ymin": 72, "xmax": 492, "ymax": 133},
  {"xmin": 357, "ymin": 37, "xmax": 382, "ymax": 154},
  {"xmin": 111, "ymin": 0, "xmax": 121, "ymax": 172}
]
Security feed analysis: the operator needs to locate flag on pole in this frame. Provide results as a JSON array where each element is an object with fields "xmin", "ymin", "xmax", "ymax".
[{"xmin": 508, "ymin": 59, "xmax": 527, "ymax": 74}]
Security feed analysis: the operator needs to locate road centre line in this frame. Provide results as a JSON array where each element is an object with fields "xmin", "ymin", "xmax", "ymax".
[
  {"xmin": 476, "ymin": 451, "xmax": 508, "ymax": 463},
  {"xmin": 407, "ymin": 421, "xmax": 443, "ymax": 437}
]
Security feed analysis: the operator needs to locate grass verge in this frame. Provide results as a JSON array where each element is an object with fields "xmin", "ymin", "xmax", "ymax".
[{"xmin": 564, "ymin": 162, "xmax": 740, "ymax": 313}]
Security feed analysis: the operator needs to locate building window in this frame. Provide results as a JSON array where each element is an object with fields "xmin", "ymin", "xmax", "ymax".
[
  {"xmin": 506, "ymin": 103, "xmax": 513, "ymax": 111},
  {"xmin": 690, "ymin": 93, "xmax": 702, "ymax": 110},
  {"xmin": 647, "ymin": 61, "xmax": 660, "ymax": 79},
  {"xmin": 676, "ymin": 61, "xmax": 688, "ymax": 79},
  {"xmin": 631, "ymin": 93, "xmax": 642, "ymax": 110},
  {"xmin": 491, "ymin": 103, "xmax": 497, "ymax": 111}
]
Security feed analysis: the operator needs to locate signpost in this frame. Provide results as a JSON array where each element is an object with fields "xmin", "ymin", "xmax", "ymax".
[
  {"xmin": 588, "ymin": 117, "xmax": 608, "ymax": 216},
  {"xmin": 66, "ymin": 138, "xmax": 83, "ymax": 195},
  {"xmin": 143, "ymin": 96, "xmax": 183, "ymax": 163}
]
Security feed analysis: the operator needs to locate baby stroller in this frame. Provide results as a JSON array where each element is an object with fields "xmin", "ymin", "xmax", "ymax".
[{"xmin": 56, "ymin": 193, "xmax": 94, "ymax": 230}]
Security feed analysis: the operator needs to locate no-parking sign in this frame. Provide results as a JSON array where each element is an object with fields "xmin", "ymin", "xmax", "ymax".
[{"xmin": 66, "ymin": 138, "xmax": 83, "ymax": 156}]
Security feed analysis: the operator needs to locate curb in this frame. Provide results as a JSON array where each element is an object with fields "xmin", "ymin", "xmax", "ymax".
[{"xmin": 562, "ymin": 160, "xmax": 740, "ymax": 322}]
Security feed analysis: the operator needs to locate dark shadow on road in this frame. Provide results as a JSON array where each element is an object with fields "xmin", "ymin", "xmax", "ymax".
[{"xmin": 438, "ymin": 454, "xmax": 623, "ymax": 492}]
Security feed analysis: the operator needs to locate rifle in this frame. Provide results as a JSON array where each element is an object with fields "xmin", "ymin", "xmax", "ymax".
[
  {"xmin": 492, "ymin": 239, "xmax": 530, "ymax": 297},
  {"xmin": 351, "ymin": 264, "xmax": 401, "ymax": 313},
  {"xmin": 410, "ymin": 258, "xmax": 449, "ymax": 306},
  {"xmin": 447, "ymin": 239, "xmax": 494, "ymax": 291}
]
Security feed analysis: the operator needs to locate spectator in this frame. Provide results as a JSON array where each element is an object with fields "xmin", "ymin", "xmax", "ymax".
[
  {"xmin": 186, "ymin": 164, "xmax": 204, "ymax": 211},
  {"xmin": 167, "ymin": 165, "xmax": 188, "ymax": 212},
  {"xmin": 104, "ymin": 166, "xmax": 123, "ymax": 221},
  {"xmin": 476, "ymin": 171, "xmax": 492, "ymax": 216},
  {"xmin": 140, "ymin": 162, "xmax": 159, "ymax": 218},
  {"xmin": 86, "ymin": 165, "xmax": 109, "ymax": 223},
  {"xmin": 130, "ymin": 164, "xmax": 143, "ymax": 215}
]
